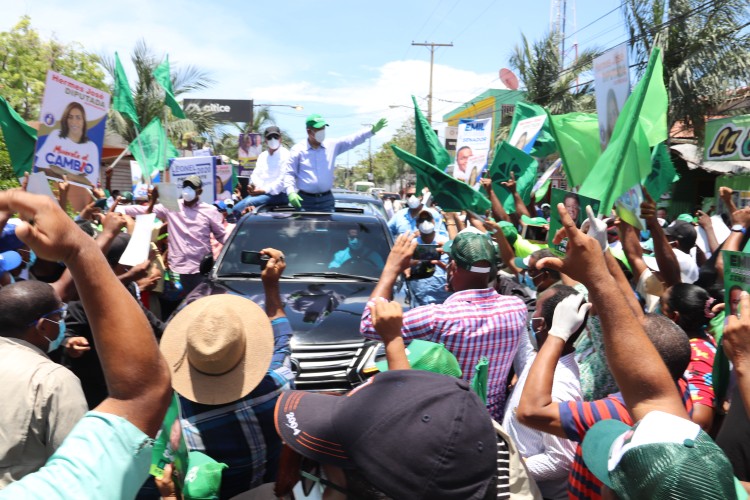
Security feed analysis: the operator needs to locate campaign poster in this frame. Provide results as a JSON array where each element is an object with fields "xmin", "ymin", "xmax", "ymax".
[
  {"xmin": 131, "ymin": 161, "xmax": 161, "ymax": 200},
  {"xmin": 454, "ymin": 118, "xmax": 492, "ymax": 189},
  {"xmin": 704, "ymin": 115, "xmax": 750, "ymax": 162},
  {"xmin": 615, "ymin": 184, "xmax": 646, "ymax": 230},
  {"xmin": 238, "ymin": 133, "xmax": 263, "ymax": 165},
  {"xmin": 168, "ymin": 156, "xmax": 217, "ymax": 204},
  {"xmin": 508, "ymin": 115, "xmax": 546, "ymax": 155},
  {"xmin": 150, "ymin": 393, "xmax": 189, "ymax": 489},
  {"xmin": 593, "ymin": 45, "xmax": 630, "ymax": 150},
  {"xmin": 548, "ymin": 188, "xmax": 601, "ymax": 256},
  {"xmin": 723, "ymin": 251, "xmax": 750, "ymax": 317},
  {"xmin": 215, "ymin": 162, "xmax": 233, "ymax": 201},
  {"xmin": 33, "ymin": 71, "xmax": 111, "ymax": 187}
]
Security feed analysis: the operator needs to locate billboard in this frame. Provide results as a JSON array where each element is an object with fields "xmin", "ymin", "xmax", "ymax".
[
  {"xmin": 705, "ymin": 115, "xmax": 750, "ymax": 162},
  {"xmin": 183, "ymin": 98, "xmax": 253, "ymax": 122},
  {"xmin": 593, "ymin": 45, "xmax": 630, "ymax": 150}
]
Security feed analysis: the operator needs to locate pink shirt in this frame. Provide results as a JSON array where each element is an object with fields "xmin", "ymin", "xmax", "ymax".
[{"xmin": 124, "ymin": 200, "xmax": 227, "ymax": 274}]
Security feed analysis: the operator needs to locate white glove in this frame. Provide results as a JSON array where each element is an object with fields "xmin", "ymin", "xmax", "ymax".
[
  {"xmin": 585, "ymin": 205, "xmax": 608, "ymax": 252},
  {"xmin": 548, "ymin": 294, "xmax": 592, "ymax": 342}
]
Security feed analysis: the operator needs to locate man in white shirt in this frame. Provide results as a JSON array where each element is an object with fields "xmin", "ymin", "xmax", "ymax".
[
  {"xmin": 283, "ymin": 114, "xmax": 387, "ymax": 212},
  {"xmin": 234, "ymin": 126, "xmax": 290, "ymax": 213},
  {"xmin": 503, "ymin": 285, "xmax": 584, "ymax": 500}
]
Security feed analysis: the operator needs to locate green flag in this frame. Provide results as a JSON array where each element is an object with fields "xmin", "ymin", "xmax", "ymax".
[
  {"xmin": 0, "ymin": 96, "xmax": 37, "ymax": 177},
  {"xmin": 153, "ymin": 56, "xmax": 186, "ymax": 119},
  {"xmin": 488, "ymin": 141, "xmax": 538, "ymax": 213},
  {"xmin": 508, "ymin": 101, "xmax": 557, "ymax": 158},
  {"xmin": 113, "ymin": 52, "xmax": 140, "ymax": 129},
  {"xmin": 547, "ymin": 112, "xmax": 601, "ymax": 188},
  {"xmin": 579, "ymin": 49, "xmax": 667, "ymax": 214},
  {"xmin": 412, "ymin": 95, "xmax": 450, "ymax": 193},
  {"xmin": 644, "ymin": 142, "xmax": 679, "ymax": 200},
  {"xmin": 128, "ymin": 118, "xmax": 179, "ymax": 179},
  {"xmin": 391, "ymin": 146, "xmax": 491, "ymax": 214}
]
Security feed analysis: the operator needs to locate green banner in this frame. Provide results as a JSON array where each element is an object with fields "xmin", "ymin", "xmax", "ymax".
[{"xmin": 705, "ymin": 115, "xmax": 750, "ymax": 162}]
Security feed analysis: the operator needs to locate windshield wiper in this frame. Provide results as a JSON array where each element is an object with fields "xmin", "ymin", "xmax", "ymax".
[{"xmin": 292, "ymin": 272, "xmax": 378, "ymax": 282}]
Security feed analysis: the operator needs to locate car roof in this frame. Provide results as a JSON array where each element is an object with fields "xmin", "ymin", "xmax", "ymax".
[{"xmin": 238, "ymin": 210, "xmax": 387, "ymax": 225}]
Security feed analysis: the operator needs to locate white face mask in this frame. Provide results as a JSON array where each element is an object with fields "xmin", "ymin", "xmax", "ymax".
[
  {"xmin": 182, "ymin": 187, "xmax": 197, "ymax": 202},
  {"xmin": 267, "ymin": 138, "xmax": 280, "ymax": 150},
  {"xmin": 407, "ymin": 195, "xmax": 421, "ymax": 209},
  {"xmin": 418, "ymin": 221, "xmax": 435, "ymax": 234},
  {"xmin": 314, "ymin": 129, "xmax": 326, "ymax": 143}
]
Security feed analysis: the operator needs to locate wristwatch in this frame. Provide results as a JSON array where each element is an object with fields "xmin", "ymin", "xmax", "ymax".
[{"xmin": 731, "ymin": 224, "xmax": 747, "ymax": 234}]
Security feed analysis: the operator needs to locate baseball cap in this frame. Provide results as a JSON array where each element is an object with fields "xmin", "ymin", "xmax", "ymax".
[
  {"xmin": 183, "ymin": 175, "xmax": 202, "ymax": 189},
  {"xmin": 449, "ymin": 229, "xmax": 496, "ymax": 274},
  {"xmin": 514, "ymin": 255, "xmax": 531, "ymax": 270},
  {"xmin": 676, "ymin": 213, "xmax": 696, "ymax": 224},
  {"xmin": 274, "ymin": 370, "xmax": 497, "ymax": 499},
  {"xmin": 120, "ymin": 191, "xmax": 134, "ymax": 202},
  {"xmin": 0, "ymin": 250, "xmax": 22, "ymax": 272},
  {"xmin": 375, "ymin": 340, "xmax": 462, "ymax": 377},
  {"xmin": 305, "ymin": 114, "xmax": 328, "ymax": 129},
  {"xmin": 582, "ymin": 411, "xmax": 739, "ymax": 499},
  {"xmin": 499, "ymin": 221, "xmax": 518, "ymax": 245},
  {"xmin": 0, "ymin": 223, "xmax": 23, "ymax": 252},
  {"xmin": 642, "ymin": 249, "xmax": 699, "ymax": 284},
  {"xmin": 664, "ymin": 220, "xmax": 697, "ymax": 249},
  {"xmin": 264, "ymin": 125, "xmax": 281, "ymax": 139},
  {"xmin": 521, "ymin": 215, "xmax": 548, "ymax": 227}
]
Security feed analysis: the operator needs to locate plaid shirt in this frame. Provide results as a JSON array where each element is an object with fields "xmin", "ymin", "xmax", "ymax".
[
  {"xmin": 361, "ymin": 288, "xmax": 527, "ymax": 420},
  {"xmin": 178, "ymin": 318, "xmax": 294, "ymax": 499}
]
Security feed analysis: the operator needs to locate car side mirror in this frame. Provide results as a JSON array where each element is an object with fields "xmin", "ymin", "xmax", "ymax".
[{"xmin": 199, "ymin": 252, "xmax": 214, "ymax": 276}]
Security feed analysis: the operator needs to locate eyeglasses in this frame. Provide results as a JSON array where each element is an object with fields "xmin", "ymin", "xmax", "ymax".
[
  {"xmin": 27, "ymin": 303, "xmax": 68, "ymax": 327},
  {"xmin": 266, "ymin": 134, "xmax": 280, "ymax": 140}
]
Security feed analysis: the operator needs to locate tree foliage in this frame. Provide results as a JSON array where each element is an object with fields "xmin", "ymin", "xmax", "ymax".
[
  {"xmin": 509, "ymin": 31, "xmax": 598, "ymax": 114},
  {"xmin": 623, "ymin": 0, "xmax": 750, "ymax": 140},
  {"xmin": 211, "ymin": 106, "xmax": 296, "ymax": 160}
]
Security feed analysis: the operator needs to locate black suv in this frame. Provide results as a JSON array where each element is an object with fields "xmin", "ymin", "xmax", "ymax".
[{"xmin": 181, "ymin": 210, "xmax": 408, "ymax": 392}]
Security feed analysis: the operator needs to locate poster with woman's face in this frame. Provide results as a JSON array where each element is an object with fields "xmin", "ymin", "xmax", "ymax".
[{"xmin": 33, "ymin": 71, "xmax": 110, "ymax": 187}]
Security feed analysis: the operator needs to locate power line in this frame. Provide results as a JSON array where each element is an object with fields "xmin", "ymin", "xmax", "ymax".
[{"xmin": 564, "ymin": 0, "xmax": 627, "ymax": 41}]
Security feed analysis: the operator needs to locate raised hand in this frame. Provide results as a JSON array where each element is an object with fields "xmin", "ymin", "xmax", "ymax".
[
  {"xmin": 260, "ymin": 247, "xmax": 286, "ymax": 284},
  {"xmin": 501, "ymin": 171, "xmax": 517, "ymax": 193},
  {"xmin": 371, "ymin": 118, "xmax": 388, "ymax": 134},
  {"xmin": 371, "ymin": 300, "xmax": 404, "ymax": 343}
]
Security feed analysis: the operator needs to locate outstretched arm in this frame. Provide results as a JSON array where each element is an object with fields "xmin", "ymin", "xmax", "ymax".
[{"xmin": 2, "ymin": 191, "xmax": 171, "ymax": 437}]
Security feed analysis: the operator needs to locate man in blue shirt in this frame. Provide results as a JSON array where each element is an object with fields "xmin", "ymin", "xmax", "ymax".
[
  {"xmin": 387, "ymin": 185, "xmax": 446, "ymax": 239},
  {"xmin": 284, "ymin": 114, "xmax": 387, "ymax": 212},
  {"xmin": 329, "ymin": 226, "xmax": 385, "ymax": 272}
]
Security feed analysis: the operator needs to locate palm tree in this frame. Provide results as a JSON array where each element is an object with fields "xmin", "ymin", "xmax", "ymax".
[
  {"xmin": 100, "ymin": 39, "xmax": 216, "ymax": 146},
  {"xmin": 509, "ymin": 31, "xmax": 598, "ymax": 114},
  {"xmin": 623, "ymin": 0, "xmax": 750, "ymax": 140}
]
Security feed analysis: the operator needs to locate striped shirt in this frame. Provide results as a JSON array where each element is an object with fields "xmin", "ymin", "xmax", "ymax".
[
  {"xmin": 559, "ymin": 380, "xmax": 694, "ymax": 499},
  {"xmin": 360, "ymin": 288, "xmax": 527, "ymax": 420}
]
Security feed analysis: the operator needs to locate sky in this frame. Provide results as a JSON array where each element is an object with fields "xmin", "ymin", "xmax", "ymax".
[{"xmin": 4, "ymin": 0, "xmax": 629, "ymax": 166}]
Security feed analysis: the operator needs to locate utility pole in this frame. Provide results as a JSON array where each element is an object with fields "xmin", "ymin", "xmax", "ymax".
[{"xmin": 412, "ymin": 41, "xmax": 453, "ymax": 125}]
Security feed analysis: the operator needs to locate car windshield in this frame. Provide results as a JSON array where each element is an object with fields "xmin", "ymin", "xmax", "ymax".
[{"xmin": 217, "ymin": 216, "xmax": 391, "ymax": 279}]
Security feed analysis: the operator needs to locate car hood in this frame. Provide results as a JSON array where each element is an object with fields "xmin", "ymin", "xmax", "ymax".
[{"xmin": 181, "ymin": 278, "xmax": 374, "ymax": 344}]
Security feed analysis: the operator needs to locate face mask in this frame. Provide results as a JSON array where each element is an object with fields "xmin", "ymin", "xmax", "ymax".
[
  {"xmin": 28, "ymin": 250, "xmax": 37, "ymax": 268},
  {"xmin": 418, "ymin": 221, "xmax": 435, "ymax": 234},
  {"xmin": 519, "ymin": 272, "xmax": 536, "ymax": 291},
  {"xmin": 527, "ymin": 320, "xmax": 539, "ymax": 351},
  {"xmin": 640, "ymin": 230, "xmax": 651, "ymax": 241},
  {"xmin": 267, "ymin": 138, "xmax": 280, "ymax": 149},
  {"xmin": 182, "ymin": 187, "xmax": 197, "ymax": 202},
  {"xmin": 314, "ymin": 129, "xmax": 326, "ymax": 143},
  {"xmin": 348, "ymin": 237, "xmax": 362, "ymax": 251},
  {"xmin": 44, "ymin": 319, "xmax": 66, "ymax": 353},
  {"xmin": 407, "ymin": 195, "xmax": 421, "ymax": 209}
]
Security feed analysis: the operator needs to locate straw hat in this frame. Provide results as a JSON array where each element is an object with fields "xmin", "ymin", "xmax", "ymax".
[{"xmin": 160, "ymin": 295, "xmax": 274, "ymax": 405}]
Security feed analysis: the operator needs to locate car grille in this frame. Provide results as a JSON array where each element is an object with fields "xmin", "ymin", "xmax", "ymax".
[{"xmin": 291, "ymin": 340, "xmax": 373, "ymax": 393}]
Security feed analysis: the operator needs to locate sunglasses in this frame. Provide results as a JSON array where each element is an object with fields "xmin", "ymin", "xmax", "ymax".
[
  {"xmin": 266, "ymin": 134, "xmax": 280, "ymax": 140},
  {"xmin": 27, "ymin": 303, "xmax": 68, "ymax": 327}
]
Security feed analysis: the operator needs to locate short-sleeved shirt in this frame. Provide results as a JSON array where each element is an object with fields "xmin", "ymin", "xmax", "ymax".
[
  {"xmin": 0, "ymin": 411, "xmax": 153, "ymax": 500},
  {"xmin": 685, "ymin": 336, "xmax": 716, "ymax": 409}
]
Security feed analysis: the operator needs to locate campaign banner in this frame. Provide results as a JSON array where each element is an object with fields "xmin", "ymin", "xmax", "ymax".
[
  {"xmin": 704, "ymin": 115, "xmax": 750, "ymax": 161},
  {"xmin": 508, "ymin": 115, "xmax": 546, "ymax": 155},
  {"xmin": 454, "ymin": 118, "xmax": 492, "ymax": 189},
  {"xmin": 723, "ymin": 251, "xmax": 750, "ymax": 317},
  {"xmin": 238, "ymin": 133, "xmax": 263, "ymax": 165},
  {"xmin": 548, "ymin": 188, "xmax": 601, "ymax": 256},
  {"xmin": 131, "ymin": 160, "xmax": 161, "ymax": 200},
  {"xmin": 615, "ymin": 184, "xmax": 646, "ymax": 230},
  {"xmin": 150, "ymin": 393, "xmax": 189, "ymax": 489},
  {"xmin": 33, "ymin": 71, "xmax": 111, "ymax": 187},
  {"xmin": 168, "ymin": 156, "xmax": 217, "ymax": 204},
  {"xmin": 593, "ymin": 45, "xmax": 630, "ymax": 150},
  {"xmin": 215, "ymin": 162, "xmax": 233, "ymax": 201}
]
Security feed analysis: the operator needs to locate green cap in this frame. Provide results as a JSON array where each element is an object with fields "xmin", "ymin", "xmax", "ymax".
[
  {"xmin": 582, "ymin": 411, "xmax": 737, "ymax": 499},
  {"xmin": 676, "ymin": 213, "xmax": 696, "ymax": 224},
  {"xmin": 499, "ymin": 221, "xmax": 518, "ymax": 245},
  {"xmin": 449, "ymin": 229, "xmax": 496, "ymax": 274},
  {"xmin": 121, "ymin": 191, "xmax": 134, "ymax": 202},
  {"xmin": 305, "ymin": 113, "xmax": 328, "ymax": 129},
  {"xmin": 182, "ymin": 451, "xmax": 228, "ymax": 500},
  {"xmin": 376, "ymin": 340, "xmax": 462, "ymax": 378},
  {"xmin": 521, "ymin": 215, "xmax": 548, "ymax": 227}
]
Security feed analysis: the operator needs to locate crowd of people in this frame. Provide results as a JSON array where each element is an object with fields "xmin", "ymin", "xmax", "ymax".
[{"xmin": 1, "ymin": 111, "xmax": 750, "ymax": 500}]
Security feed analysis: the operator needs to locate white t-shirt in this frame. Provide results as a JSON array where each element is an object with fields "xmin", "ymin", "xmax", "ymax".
[{"xmin": 35, "ymin": 130, "xmax": 99, "ymax": 183}]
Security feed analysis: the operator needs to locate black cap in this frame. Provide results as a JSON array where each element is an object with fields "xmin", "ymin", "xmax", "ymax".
[
  {"xmin": 274, "ymin": 370, "xmax": 496, "ymax": 499},
  {"xmin": 664, "ymin": 220, "xmax": 697, "ymax": 249},
  {"xmin": 264, "ymin": 126, "xmax": 281, "ymax": 139}
]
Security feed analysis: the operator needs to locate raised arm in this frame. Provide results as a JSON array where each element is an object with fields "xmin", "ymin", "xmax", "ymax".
[
  {"xmin": 371, "ymin": 300, "xmax": 410, "ymax": 371},
  {"xmin": 2, "ymin": 191, "xmax": 171, "ymax": 437},
  {"xmin": 617, "ymin": 219, "xmax": 649, "ymax": 281},
  {"xmin": 260, "ymin": 247, "xmax": 287, "ymax": 321},
  {"xmin": 537, "ymin": 203, "xmax": 687, "ymax": 421},
  {"xmin": 641, "ymin": 186, "xmax": 681, "ymax": 288},
  {"xmin": 716, "ymin": 208, "xmax": 750, "ymax": 279},
  {"xmin": 722, "ymin": 291, "xmax": 750, "ymax": 416},
  {"xmin": 502, "ymin": 172, "xmax": 532, "ymax": 219},
  {"xmin": 480, "ymin": 178, "xmax": 511, "ymax": 223}
]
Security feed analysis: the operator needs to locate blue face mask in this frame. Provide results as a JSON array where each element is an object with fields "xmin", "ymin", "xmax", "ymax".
[
  {"xmin": 348, "ymin": 237, "xmax": 362, "ymax": 251},
  {"xmin": 27, "ymin": 250, "xmax": 37, "ymax": 268},
  {"xmin": 640, "ymin": 230, "xmax": 651, "ymax": 241},
  {"xmin": 44, "ymin": 319, "xmax": 66, "ymax": 353},
  {"xmin": 520, "ymin": 272, "xmax": 536, "ymax": 291}
]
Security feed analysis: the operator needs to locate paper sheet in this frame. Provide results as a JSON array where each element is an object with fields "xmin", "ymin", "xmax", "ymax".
[
  {"xmin": 119, "ymin": 214, "xmax": 155, "ymax": 266},
  {"xmin": 157, "ymin": 182, "xmax": 181, "ymax": 212},
  {"xmin": 25, "ymin": 172, "xmax": 56, "ymax": 200}
]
